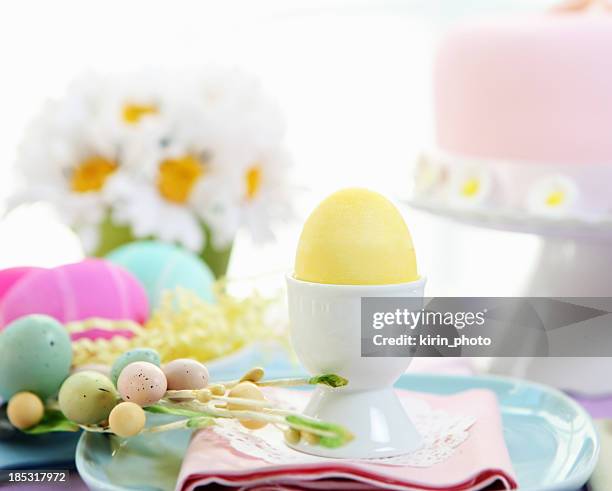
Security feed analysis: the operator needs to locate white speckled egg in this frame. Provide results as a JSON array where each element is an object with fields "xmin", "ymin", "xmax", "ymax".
[
  {"xmin": 163, "ymin": 359, "xmax": 209, "ymax": 390},
  {"xmin": 117, "ymin": 362, "xmax": 167, "ymax": 407}
]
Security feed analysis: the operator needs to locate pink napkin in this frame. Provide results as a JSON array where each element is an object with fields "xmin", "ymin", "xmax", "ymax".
[{"xmin": 176, "ymin": 388, "xmax": 517, "ymax": 491}]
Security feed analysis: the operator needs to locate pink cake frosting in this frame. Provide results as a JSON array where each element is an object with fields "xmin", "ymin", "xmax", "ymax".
[
  {"xmin": 415, "ymin": 8, "xmax": 612, "ymax": 220},
  {"xmin": 435, "ymin": 13, "xmax": 612, "ymax": 165}
]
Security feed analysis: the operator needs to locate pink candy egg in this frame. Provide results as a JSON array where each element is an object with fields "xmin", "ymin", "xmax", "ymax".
[
  {"xmin": 0, "ymin": 259, "xmax": 149, "ymax": 335},
  {"xmin": 163, "ymin": 359, "xmax": 209, "ymax": 390},
  {"xmin": 0, "ymin": 267, "xmax": 44, "ymax": 304},
  {"xmin": 117, "ymin": 361, "xmax": 167, "ymax": 407}
]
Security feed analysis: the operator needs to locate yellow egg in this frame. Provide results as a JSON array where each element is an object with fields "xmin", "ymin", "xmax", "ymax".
[
  {"xmin": 109, "ymin": 402, "xmax": 146, "ymax": 438},
  {"xmin": 7, "ymin": 392, "xmax": 44, "ymax": 430},
  {"xmin": 295, "ymin": 188, "xmax": 418, "ymax": 285},
  {"xmin": 227, "ymin": 382, "xmax": 267, "ymax": 430}
]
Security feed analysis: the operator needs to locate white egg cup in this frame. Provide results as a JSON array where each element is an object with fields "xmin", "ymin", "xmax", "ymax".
[{"xmin": 286, "ymin": 275, "xmax": 426, "ymax": 459}]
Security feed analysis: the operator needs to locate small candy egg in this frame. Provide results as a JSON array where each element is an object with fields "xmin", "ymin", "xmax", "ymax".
[
  {"xmin": 163, "ymin": 359, "xmax": 209, "ymax": 390},
  {"xmin": 7, "ymin": 392, "xmax": 44, "ymax": 430},
  {"xmin": 117, "ymin": 362, "xmax": 167, "ymax": 407},
  {"xmin": 0, "ymin": 315, "xmax": 72, "ymax": 400},
  {"xmin": 111, "ymin": 348, "xmax": 161, "ymax": 386},
  {"xmin": 58, "ymin": 371, "xmax": 118, "ymax": 425},
  {"xmin": 109, "ymin": 402, "xmax": 146, "ymax": 437},
  {"xmin": 227, "ymin": 381, "xmax": 267, "ymax": 430}
]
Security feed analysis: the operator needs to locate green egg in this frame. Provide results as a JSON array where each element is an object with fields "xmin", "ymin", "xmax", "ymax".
[
  {"xmin": 111, "ymin": 348, "xmax": 161, "ymax": 386},
  {"xmin": 0, "ymin": 315, "xmax": 72, "ymax": 400},
  {"xmin": 58, "ymin": 371, "xmax": 118, "ymax": 425}
]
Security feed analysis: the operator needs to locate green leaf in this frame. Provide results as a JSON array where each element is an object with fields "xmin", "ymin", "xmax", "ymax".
[
  {"xmin": 308, "ymin": 374, "xmax": 348, "ymax": 388},
  {"xmin": 22, "ymin": 409, "xmax": 79, "ymax": 435},
  {"xmin": 186, "ymin": 417, "xmax": 214, "ymax": 429},
  {"xmin": 285, "ymin": 414, "xmax": 354, "ymax": 449},
  {"xmin": 145, "ymin": 405, "xmax": 205, "ymax": 418}
]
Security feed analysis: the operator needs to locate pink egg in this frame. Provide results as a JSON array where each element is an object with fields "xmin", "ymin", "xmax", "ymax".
[
  {"xmin": 118, "ymin": 361, "xmax": 167, "ymax": 407},
  {"xmin": 0, "ymin": 259, "xmax": 149, "ymax": 335},
  {"xmin": 0, "ymin": 267, "xmax": 44, "ymax": 304},
  {"xmin": 163, "ymin": 359, "xmax": 209, "ymax": 390}
]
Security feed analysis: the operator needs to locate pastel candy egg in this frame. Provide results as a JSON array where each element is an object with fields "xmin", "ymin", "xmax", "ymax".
[
  {"xmin": 163, "ymin": 359, "xmax": 209, "ymax": 390},
  {"xmin": 58, "ymin": 371, "xmax": 118, "ymax": 425},
  {"xmin": 111, "ymin": 348, "xmax": 161, "ymax": 386},
  {"xmin": 117, "ymin": 362, "xmax": 167, "ymax": 407},
  {"xmin": 0, "ymin": 315, "xmax": 72, "ymax": 400},
  {"xmin": 106, "ymin": 241, "xmax": 215, "ymax": 310},
  {"xmin": 0, "ymin": 259, "xmax": 149, "ymax": 336}
]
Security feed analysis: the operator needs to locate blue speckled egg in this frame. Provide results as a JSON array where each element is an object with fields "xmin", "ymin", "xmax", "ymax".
[
  {"xmin": 110, "ymin": 348, "xmax": 161, "ymax": 386},
  {"xmin": 0, "ymin": 315, "xmax": 72, "ymax": 400},
  {"xmin": 106, "ymin": 241, "xmax": 215, "ymax": 310}
]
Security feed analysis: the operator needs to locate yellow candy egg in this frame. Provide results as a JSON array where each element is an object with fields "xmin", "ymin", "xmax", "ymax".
[
  {"xmin": 109, "ymin": 402, "xmax": 146, "ymax": 437},
  {"xmin": 227, "ymin": 382, "xmax": 267, "ymax": 430},
  {"xmin": 7, "ymin": 392, "xmax": 44, "ymax": 430}
]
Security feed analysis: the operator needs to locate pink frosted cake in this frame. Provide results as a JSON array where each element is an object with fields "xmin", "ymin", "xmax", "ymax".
[{"xmin": 416, "ymin": 6, "xmax": 612, "ymax": 220}]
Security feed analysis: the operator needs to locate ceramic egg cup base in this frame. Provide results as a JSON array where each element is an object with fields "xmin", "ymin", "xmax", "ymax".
[{"xmin": 288, "ymin": 385, "xmax": 422, "ymax": 459}]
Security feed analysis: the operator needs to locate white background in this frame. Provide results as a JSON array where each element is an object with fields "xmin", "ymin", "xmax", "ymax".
[{"xmin": 0, "ymin": 0, "xmax": 553, "ymax": 296}]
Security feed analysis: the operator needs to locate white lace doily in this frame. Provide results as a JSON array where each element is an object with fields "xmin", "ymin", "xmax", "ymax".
[{"xmin": 211, "ymin": 390, "xmax": 475, "ymax": 468}]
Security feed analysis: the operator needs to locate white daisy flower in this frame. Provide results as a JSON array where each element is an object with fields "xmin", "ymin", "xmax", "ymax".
[
  {"xmin": 14, "ymin": 106, "xmax": 116, "ymax": 248},
  {"xmin": 14, "ymin": 68, "xmax": 294, "ymax": 256},
  {"xmin": 448, "ymin": 166, "xmax": 493, "ymax": 207},
  {"xmin": 103, "ymin": 108, "xmax": 231, "ymax": 252},
  {"xmin": 195, "ymin": 145, "xmax": 294, "ymax": 248},
  {"xmin": 526, "ymin": 175, "xmax": 579, "ymax": 217},
  {"xmin": 104, "ymin": 172, "xmax": 205, "ymax": 251},
  {"xmin": 11, "ymin": 72, "xmax": 170, "ymax": 252}
]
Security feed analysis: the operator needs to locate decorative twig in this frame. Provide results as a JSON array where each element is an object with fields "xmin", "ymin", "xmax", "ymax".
[
  {"xmin": 217, "ymin": 373, "xmax": 348, "ymax": 390},
  {"xmin": 154, "ymin": 399, "xmax": 347, "ymax": 442}
]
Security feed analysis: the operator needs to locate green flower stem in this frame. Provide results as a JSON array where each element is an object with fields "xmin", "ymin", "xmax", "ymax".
[
  {"xmin": 217, "ymin": 374, "xmax": 348, "ymax": 390},
  {"xmin": 164, "ymin": 391, "xmax": 280, "ymax": 410},
  {"xmin": 142, "ymin": 417, "xmax": 212, "ymax": 434},
  {"xmin": 216, "ymin": 376, "xmax": 309, "ymax": 390},
  {"xmin": 163, "ymin": 400, "xmax": 338, "ymax": 439},
  {"xmin": 164, "ymin": 389, "xmax": 204, "ymax": 401}
]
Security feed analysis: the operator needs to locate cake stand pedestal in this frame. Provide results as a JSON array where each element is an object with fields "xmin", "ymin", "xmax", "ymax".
[
  {"xmin": 404, "ymin": 199, "xmax": 612, "ymax": 394},
  {"xmin": 524, "ymin": 236, "xmax": 612, "ymax": 296}
]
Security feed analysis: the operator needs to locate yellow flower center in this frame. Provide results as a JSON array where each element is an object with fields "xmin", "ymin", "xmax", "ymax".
[
  {"xmin": 122, "ymin": 103, "xmax": 158, "ymax": 124},
  {"xmin": 545, "ymin": 190, "xmax": 565, "ymax": 207},
  {"xmin": 245, "ymin": 165, "xmax": 262, "ymax": 200},
  {"xmin": 71, "ymin": 156, "xmax": 118, "ymax": 193},
  {"xmin": 157, "ymin": 155, "xmax": 204, "ymax": 204},
  {"xmin": 460, "ymin": 178, "xmax": 480, "ymax": 198}
]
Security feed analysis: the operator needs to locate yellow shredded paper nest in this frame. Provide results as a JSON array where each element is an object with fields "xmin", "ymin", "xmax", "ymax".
[{"xmin": 70, "ymin": 283, "xmax": 284, "ymax": 367}]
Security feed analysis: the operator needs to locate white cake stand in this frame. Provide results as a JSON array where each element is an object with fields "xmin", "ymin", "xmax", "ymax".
[
  {"xmin": 405, "ymin": 198, "xmax": 612, "ymax": 295},
  {"xmin": 404, "ymin": 197, "xmax": 612, "ymax": 394}
]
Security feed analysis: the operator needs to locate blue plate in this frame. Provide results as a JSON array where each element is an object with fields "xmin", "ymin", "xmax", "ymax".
[{"xmin": 76, "ymin": 373, "xmax": 599, "ymax": 491}]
